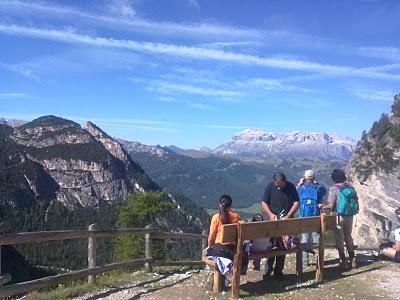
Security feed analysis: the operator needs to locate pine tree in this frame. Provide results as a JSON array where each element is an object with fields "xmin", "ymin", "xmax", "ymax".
[{"xmin": 113, "ymin": 192, "xmax": 172, "ymax": 261}]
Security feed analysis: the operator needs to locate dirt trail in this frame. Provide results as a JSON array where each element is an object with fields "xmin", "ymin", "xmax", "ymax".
[{"xmin": 72, "ymin": 250, "xmax": 400, "ymax": 300}]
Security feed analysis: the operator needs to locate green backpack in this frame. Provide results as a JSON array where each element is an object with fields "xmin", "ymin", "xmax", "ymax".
[{"xmin": 336, "ymin": 186, "xmax": 359, "ymax": 216}]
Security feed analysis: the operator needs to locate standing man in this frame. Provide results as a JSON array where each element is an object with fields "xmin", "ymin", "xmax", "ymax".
[
  {"xmin": 261, "ymin": 172, "xmax": 299, "ymax": 280},
  {"xmin": 297, "ymin": 169, "xmax": 326, "ymax": 267}
]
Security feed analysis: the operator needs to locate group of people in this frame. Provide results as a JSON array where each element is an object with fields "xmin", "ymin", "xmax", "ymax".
[{"xmin": 207, "ymin": 168, "xmax": 363, "ymax": 280}]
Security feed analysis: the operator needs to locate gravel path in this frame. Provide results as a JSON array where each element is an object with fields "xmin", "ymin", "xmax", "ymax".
[{"xmin": 71, "ymin": 250, "xmax": 400, "ymax": 300}]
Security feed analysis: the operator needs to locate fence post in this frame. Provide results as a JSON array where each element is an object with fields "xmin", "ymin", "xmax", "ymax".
[
  {"xmin": 88, "ymin": 224, "xmax": 96, "ymax": 284},
  {"xmin": 0, "ymin": 222, "xmax": 11, "ymax": 286},
  {"xmin": 316, "ymin": 213, "xmax": 326, "ymax": 282},
  {"xmin": 201, "ymin": 229, "xmax": 207, "ymax": 258},
  {"xmin": 145, "ymin": 225, "xmax": 153, "ymax": 273}
]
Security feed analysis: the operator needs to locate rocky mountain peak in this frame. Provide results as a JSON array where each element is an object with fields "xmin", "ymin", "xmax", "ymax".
[
  {"xmin": 20, "ymin": 115, "xmax": 78, "ymax": 129},
  {"xmin": 0, "ymin": 115, "xmax": 159, "ymax": 209},
  {"xmin": 214, "ymin": 128, "xmax": 356, "ymax": 160},
  {"xmin": 84, "ymin": 121, "xmax": 129, "ymax": 162},
  {"xmin": 119, "ymin": 139, "xmax": 174, "ymax": 158}
]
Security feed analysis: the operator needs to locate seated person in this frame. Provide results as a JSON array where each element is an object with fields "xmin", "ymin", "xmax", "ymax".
[
  {"xmin": 379, "ymin": 207, "xmax": 400, "ymax": 262},
  {"xmin": 207, "ymin": 194, "xmax": 240, "ymax": 251},
  {"xmin": 250, "ymin": 214, "xmax": 271, "ymax": 271}
]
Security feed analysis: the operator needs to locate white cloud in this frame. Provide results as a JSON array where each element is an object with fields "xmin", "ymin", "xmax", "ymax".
[
  {"xmin": 334, "ymin": 117, "xmax": 359, "ymax": 122},
  {"xmin": 200, "ymin": 124, "xmax": 249, "ymax": 130},
  {"xmin": 287, "ymin": 99, "xmax": 332, "ymax": 109},
  {"xmin": 358, "ymin": 46, "xmax": 400, "ymax": 62},
  {"xmin": 243, "ymin": 78, "xmax": 312, "ymax": 93},
  {"xmin": 0, "ymin": 92, "xmax": 30, "ymax": 98},
  {"xmin": 197, "ymin": 41, "xmax": 261, "ymax": 49},
  {"xmin": 0, "ymin": 0, "xmax": 259, "ymax": 40},
  {"xmin": 0, "ymin": 61, "xmax": 40, "ymax": 80},
  {"xmin": 189, "ymin": 102, "xmax": 212, "ymax": 110},
  {"xmin": 349, "ymin": 88, "xmax": 395, "ymax": 102},
  {"xmin": 157, "ymin": 96, "xmax": 177, "ymax": 103},
  {"xmin": 146, "ymin": 81, "xmax": 245, "ymax": 98},
  {"xmin": 107, "ymin": 0, "xmax": 136, "ymax": 18},
  {"xmin": 1, "ymin": 24, "xmax": 400, "ymax": 81},
  {"xmin": 186, "ymin": 0, "xmax": 200, "ymax": 9},
  {"xmin": 66, "ymin": 116, "xmax": 181, "ymax": 133}
]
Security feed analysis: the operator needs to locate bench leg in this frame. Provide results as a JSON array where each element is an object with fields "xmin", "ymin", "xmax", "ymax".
[
  {"xmin": 296, "ymin": 250, "xmax": 303, "ymax": 279},
  {"xmin": 213, "ymin": 268, "xmax": 224, "ymax": 293}
]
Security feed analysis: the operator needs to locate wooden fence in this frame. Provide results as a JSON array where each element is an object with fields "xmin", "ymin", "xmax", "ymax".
[{"xmin": 0, "ymin": 224, "xmax": 208, "ymax": 298}]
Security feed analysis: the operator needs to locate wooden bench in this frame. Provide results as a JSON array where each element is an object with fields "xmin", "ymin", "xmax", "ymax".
[{"xmin": 203, "ymin": 213, "xmax": 336, "ymax": 299}]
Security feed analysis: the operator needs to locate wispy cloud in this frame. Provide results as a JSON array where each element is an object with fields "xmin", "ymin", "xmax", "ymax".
[
  {"xmin": 107, "ymin": 0, "xmax": 137, "ymax": 18},
  {"xmin": 185, "ymin": 0, "xmax": 200, "ymax": 9},
  {"xmin": 242, "ymin": 78, "xmax": 312, "ymax": 93},
  {"xmin": 0, "ymin": 92, "xmax": 30, "ymax": 98},
  {"xmin": 68, "ymin": 116, "xmax": 181, "ymax": 133},
  {"xmin": 189, "ymin": 102, "xmax": 213, "ymax": 110},
  {"xmin": 1, "ymin": 24, "xmax": 399, "ymax": 81},
  {"xmin": 157, "ymin": 96, "xmax": 177, "ymax": 103},
  {"xmin": 358, "ymin": 46, "xmax": 400, "ymax": 62},
  {"xmin": 197, "ymin": 41, "xmax": 261, "ymax": 49},
  {"xmin": 334, "ymin": 117, "xmax": 359, "ymax": 122},
  {"xmin": 0, "ymin": 61, "xmax": 40, "ymax": 80},
  {"xmin": 146, "ymin": 81, "xmax": 244, "ymax": 98},
  {"xmin": 349, "ymin": 87, "xmax": 395, "ymax": 102},
  {"xmin": 200, "ymin": 124, "xmax": 249, "ymax": 130},
  {"xmin": 287, "ymin": 99, "xmax": 332, "ymax": 109},
  {"xmin": 0, "ymin": 0, "xmax": 259, "ymax": 40}
]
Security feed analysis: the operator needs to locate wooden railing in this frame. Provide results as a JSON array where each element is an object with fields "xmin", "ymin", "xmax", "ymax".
[{"xmin": 0, "ymin": 224, "xmax": 208, "ymax": 298}]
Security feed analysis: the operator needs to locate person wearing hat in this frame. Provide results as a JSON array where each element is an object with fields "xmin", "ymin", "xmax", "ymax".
[{"xmin": 296, "ymin": 169, "xmax": 326, "ymax": 267}]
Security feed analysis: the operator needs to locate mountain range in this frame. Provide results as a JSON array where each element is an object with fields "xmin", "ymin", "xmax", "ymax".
[
  {"xmin": 0, "ymin": 116, "xmax": 207, "ymax": 234},
  {"xmin": 121, "ymin": 139, "xmax": 347, "ymax": 209},
  {"xmin": 212, "ymin": 128, "xmax": 356, "ymax": 160}
]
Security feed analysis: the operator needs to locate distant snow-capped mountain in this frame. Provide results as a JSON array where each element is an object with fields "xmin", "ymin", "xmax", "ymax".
[{"xmin": 213, "ymin": 128, "xmax": 357, "ymax": 160}]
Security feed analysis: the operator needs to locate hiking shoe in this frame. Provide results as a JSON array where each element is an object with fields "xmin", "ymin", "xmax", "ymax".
[
  {"xmin": 262, "ymin": 271, "xmax": 272, "ymax": 281},
  {"xmin": 351, "ymin": 257, "xmax": 358, "ymax": 269},
  {"xmin": 339, "ymin": 259, "xmax": 350, "ymax": 270},
  {"xmin": 273, "ymin": 271, "xmax": 284, "ymax": 280}
]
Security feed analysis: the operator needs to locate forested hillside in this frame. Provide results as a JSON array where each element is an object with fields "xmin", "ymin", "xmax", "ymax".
[{"xmin": 124, "ymin": 140, "xmax": 346, "ymax": 209}]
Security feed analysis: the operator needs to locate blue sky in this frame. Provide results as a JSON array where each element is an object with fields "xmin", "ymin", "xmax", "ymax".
[{"xmin": 0, "ymin": 0, "xmax": 399, "ymax": 149}]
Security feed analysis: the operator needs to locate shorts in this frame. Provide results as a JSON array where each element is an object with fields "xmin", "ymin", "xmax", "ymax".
[
  {"xmin": 395, "ymin": 251, "xmax": 400, "ymax": 263},
  {"xmin": 395, "ymin": 227, "xmax": 400, "ymax": 242}
]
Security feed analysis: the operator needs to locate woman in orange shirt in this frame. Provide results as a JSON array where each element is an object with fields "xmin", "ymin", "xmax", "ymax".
[{"xmin": 208, "ymin": 194, "xmax": 240, "ymax": 247}]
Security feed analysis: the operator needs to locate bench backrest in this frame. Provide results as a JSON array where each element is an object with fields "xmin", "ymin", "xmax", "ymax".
[{"xmin": 221, "ymin": 215, "xmax": 336, "ymax": 244}]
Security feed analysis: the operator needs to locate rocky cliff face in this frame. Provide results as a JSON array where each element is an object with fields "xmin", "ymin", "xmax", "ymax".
[
  {"xmin": 0, "ymin": 115, "xmax": 157, "ymax": 209},
  {"xmin": 214, "ymin": 128, "xmax": 356, "ymax": 160},
  {"xmin": 348, "ymin": 95, "xmax": 400, "ymax": 248}
]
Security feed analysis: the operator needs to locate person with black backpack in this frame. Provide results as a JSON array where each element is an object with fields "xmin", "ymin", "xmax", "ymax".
[
  {"xmin": 296, "ymin": 169, "xmax": 326, "ymax": 267},
  {"xmin": 321, "ymin": 169, "xmax": 359, "ymax": 269}
]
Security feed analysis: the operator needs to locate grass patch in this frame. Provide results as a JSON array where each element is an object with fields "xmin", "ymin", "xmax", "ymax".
[
  {"xmin": 24, "ymin": 266, "xmax": 202, "ymax": 300},
  {"xmin": 25, "ymin": 268, "xmax": 149, "ymax": 300}
]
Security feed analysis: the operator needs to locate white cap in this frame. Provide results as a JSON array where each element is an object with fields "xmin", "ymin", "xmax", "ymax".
[{"xmin": 304, "ymin": 169, "xmax": 315, "ymax": 179}]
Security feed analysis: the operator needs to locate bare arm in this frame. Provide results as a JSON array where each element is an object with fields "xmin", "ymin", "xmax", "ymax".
[
  {"xmin": 261, "ymin": 202, "xmax": 277, "ymax": 220},
  {"xmin": 321, "ymin": 190, "xmax": 336, "ymax": 210},
  {"xmin": 208, "ymin": 215, "xmax": 218, "ymax": 247},
  {"xmin": 285, "ymin": 202, "xmax": 299, "ymax": 219},
  {"xmin": 394, "ymin": 240, "xmax": 400, "ymax": 251}
]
